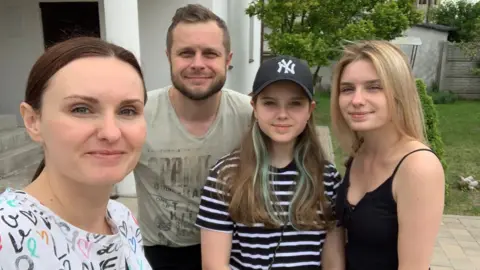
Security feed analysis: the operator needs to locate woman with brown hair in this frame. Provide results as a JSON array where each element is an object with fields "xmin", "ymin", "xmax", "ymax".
[
  {"xmin": 195, "ymin": 55, "xmax": 345, "ymax": 270},
  {"xmin": 0, "ymin": 37, "xmax": 151, "ymax": 270},
  {"xmin": 331, "ymin": 40, "xmax": 445, "ymax": 270}
]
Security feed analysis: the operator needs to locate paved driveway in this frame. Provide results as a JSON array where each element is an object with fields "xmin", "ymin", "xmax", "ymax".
[
  {"xmin": 432, "ymin": 215, "xmax": 480, "ymax": 269},
  {"xmin": 117, "ymin": 198, "xmax": 480, "ymax": 269}
]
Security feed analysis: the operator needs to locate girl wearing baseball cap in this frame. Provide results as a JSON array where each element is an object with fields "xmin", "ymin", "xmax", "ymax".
[
  {"xmin": 195, "ymin": 55, "xmax": 345, "ymax": 269},
  {"xmin": 331, "ymin": 40, "xmax": 444, "ymax": 270}
]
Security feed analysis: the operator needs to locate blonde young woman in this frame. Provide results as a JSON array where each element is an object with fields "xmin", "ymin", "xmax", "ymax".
[
  {"xmin": 195, "ymin": 55, "xmax": 345, "ymax": 269},
  {"xmin": 331, "ymin": 40, "xmax": 445, "ymax": 270}
]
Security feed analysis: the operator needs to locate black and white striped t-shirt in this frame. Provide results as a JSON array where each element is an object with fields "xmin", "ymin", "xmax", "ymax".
[{"xmin": 195, "ymin": 152, "xmax": 342, "ymax": 270}]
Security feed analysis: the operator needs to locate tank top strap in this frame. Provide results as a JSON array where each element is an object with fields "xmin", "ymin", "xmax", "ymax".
[
  {"xmin": 391, "ymin": 148, "xmax": 436, "ymax": 177},
  {"xmin": 345, "ymin": 156, "xmax": 354, "ymax": 169}
]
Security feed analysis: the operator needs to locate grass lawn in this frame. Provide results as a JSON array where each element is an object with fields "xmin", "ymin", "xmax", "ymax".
[
  {"xmin": 313, "ymin": 93, "xmax": 480, "ymax": 216},
  {"xmin": 313, "ymin": 93, "xmax": 347, "ymax": 173},
  {"xmin": 436, "ymin": 100, "xmax": 480, "ymax": 215}
]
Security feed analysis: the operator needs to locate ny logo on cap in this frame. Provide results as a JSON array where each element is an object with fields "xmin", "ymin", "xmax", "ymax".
[{"xmin": 277, "ymin": 59, "xmax": 295, "ymax": 74}]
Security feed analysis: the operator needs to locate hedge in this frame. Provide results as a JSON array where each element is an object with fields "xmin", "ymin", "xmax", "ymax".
[{"xmin": 416, "ymin": 78, "xmax": 449, "ymax": 196}]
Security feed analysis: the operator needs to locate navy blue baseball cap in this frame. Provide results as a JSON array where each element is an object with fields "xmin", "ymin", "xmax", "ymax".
[{"xmin": 250, "ymin": 55, "xmax": 314, "ymax": 100}]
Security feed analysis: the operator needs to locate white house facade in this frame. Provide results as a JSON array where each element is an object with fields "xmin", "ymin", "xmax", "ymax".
[{"xmin": 0, "ymin": 0, "xmax": 262, "ymax": 196}]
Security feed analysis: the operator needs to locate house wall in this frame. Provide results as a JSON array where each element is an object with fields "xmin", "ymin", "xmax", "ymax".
[
  {"xmin": 0, "ymin": 0, "xmax": 47, "ymax": 123},
  {"xmin": 397, "ymin": 26, "xmax": 449, "ymax": 88},
  {"xmin": 0, "ymin": 0, "xmax": 101, "ymax": 124},
  {"xmin": 438, "ymin": 42, "xmax": 480, "ymax": 99},
  {"xmin": 0, "ymin": 0, "xmax": 261, "ymax": 123}
]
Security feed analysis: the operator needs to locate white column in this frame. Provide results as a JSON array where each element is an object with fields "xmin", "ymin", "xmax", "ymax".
[
  {"xmin": 103, "ymin": 0, "xmax": 141, "ymax": 60},
  {"xmin": 244, "ymin": 0, "xmax": 262, "ymax": 92},
  {"xmin": 225, "ymin": 0, "xmax": 261, "ymax": 94},
  {"xmin": 102, "ymin": 0, "xmax": 141, "ymax": 198},
  {"xmin": 212, "ymin": 0, "xmax": 228, "ymax": 22}
]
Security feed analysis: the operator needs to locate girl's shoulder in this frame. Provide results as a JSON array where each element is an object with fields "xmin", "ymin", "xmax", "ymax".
[
  {"xmin": 322, "ymin": 161, "xmax": 342, "ymax": 181},
  {"xmin": 210, "ymin": 150, "xmax": 241, "ymax": 174}
]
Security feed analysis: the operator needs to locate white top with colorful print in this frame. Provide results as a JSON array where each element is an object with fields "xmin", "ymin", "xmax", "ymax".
[{"xmin": 0, "ymin": 188, "xmax": 152, "ymax": 270}]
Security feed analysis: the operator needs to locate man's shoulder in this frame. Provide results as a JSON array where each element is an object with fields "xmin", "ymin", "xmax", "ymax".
[
  {"xmin": 144, "ymin": 86, "xmax": 170, "ymax": 117},
  {"xmin": 221, "ymin": 88, "xmax": 252, "ymax": 114},
  {"xmin": 222, "ymin": 88, "xmax": 251, "ymax": 103},
  {"xmin": 146, "ymin": 86, "xmax": 169, "ymax": 102}
]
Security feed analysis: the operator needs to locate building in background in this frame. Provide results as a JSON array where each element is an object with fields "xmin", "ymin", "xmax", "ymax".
[{"xmin": 0, "ymin": 0, "xmax": 262, "ymax": 196}]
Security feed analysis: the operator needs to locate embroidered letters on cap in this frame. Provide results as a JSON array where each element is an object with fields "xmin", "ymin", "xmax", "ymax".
[{"xmin": 277, "ymin": 59, "xmax": 295, "ymax": 74}]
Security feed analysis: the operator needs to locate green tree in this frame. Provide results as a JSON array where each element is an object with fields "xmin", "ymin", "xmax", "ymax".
[
  {"xmin": 457, "ymin": 18, "xmax": 480, "ymax": 75},
  {"xmin": 430, "ymin": 0, "xmax": 480, "ymax": 42},
  {"xmin": 246, "ymin": 0, "xmax": 422, "ymax": 84},
  {"xmin": 430, "ymin": 0, "xmax": 480, "ymax": 75}
]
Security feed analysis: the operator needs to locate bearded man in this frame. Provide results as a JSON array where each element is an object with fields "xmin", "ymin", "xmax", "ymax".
[{"xmin": 133, "ymin": 4, "xmax": 252, "ymax": 270}]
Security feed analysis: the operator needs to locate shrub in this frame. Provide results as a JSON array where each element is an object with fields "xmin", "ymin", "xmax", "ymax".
[
  {"xmin": 416, "ymin": 79, "xmax": 449, "ymax": 196},
  {"xmin": 430, "ymin": 80, "xmax": 440, "ymax": 93},
  {"xmin": 430, "ymin": 91, "xmax": 459, "ymax": 104}
]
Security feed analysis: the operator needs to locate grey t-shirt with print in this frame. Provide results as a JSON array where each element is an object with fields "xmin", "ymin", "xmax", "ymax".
[{"xmin": 134, "ymin": 86, "xmax": 252, "ymax": 247}]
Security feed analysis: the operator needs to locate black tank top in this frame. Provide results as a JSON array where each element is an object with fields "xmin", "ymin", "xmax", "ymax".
[{"xmin": 336, "ymin": 149, "xmax": 434, "ymax": 270}]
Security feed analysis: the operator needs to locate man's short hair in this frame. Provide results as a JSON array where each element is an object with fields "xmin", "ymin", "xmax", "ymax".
[{"xmin": 166, "ymin": 4, "xmax": 231, "ymax": 53}]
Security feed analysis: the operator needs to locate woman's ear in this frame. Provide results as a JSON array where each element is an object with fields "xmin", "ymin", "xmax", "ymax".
[{"xmin": 20, "ymin": 102, "xmax": 43, "ymax": 143}]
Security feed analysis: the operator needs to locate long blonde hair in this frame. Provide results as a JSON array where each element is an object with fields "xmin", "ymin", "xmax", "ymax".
[
  {"xmin": 330, "ymin": 40, "xmax": 426, "ymax": 156},
  {"xmin": 218, "ymin": 99, "xmax": 334, "ymax": 230}
]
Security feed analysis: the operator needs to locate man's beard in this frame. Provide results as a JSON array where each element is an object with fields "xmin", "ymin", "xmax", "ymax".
[{"xmin": 171, "ymin": 71, "xmax": 226, "ymax": 101}]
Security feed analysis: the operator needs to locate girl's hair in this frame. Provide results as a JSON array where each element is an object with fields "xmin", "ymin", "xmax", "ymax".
[
  {"xmin": 330, "ymin": 40, "xmax": 426, "ymax": 156},
  {"xmin": 218, "ymin": 99, "xmax": 334, "ymax": 230},
  {"xmin": 24, "ymin": 36, "xmax": 147, "ymax": 182}
]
